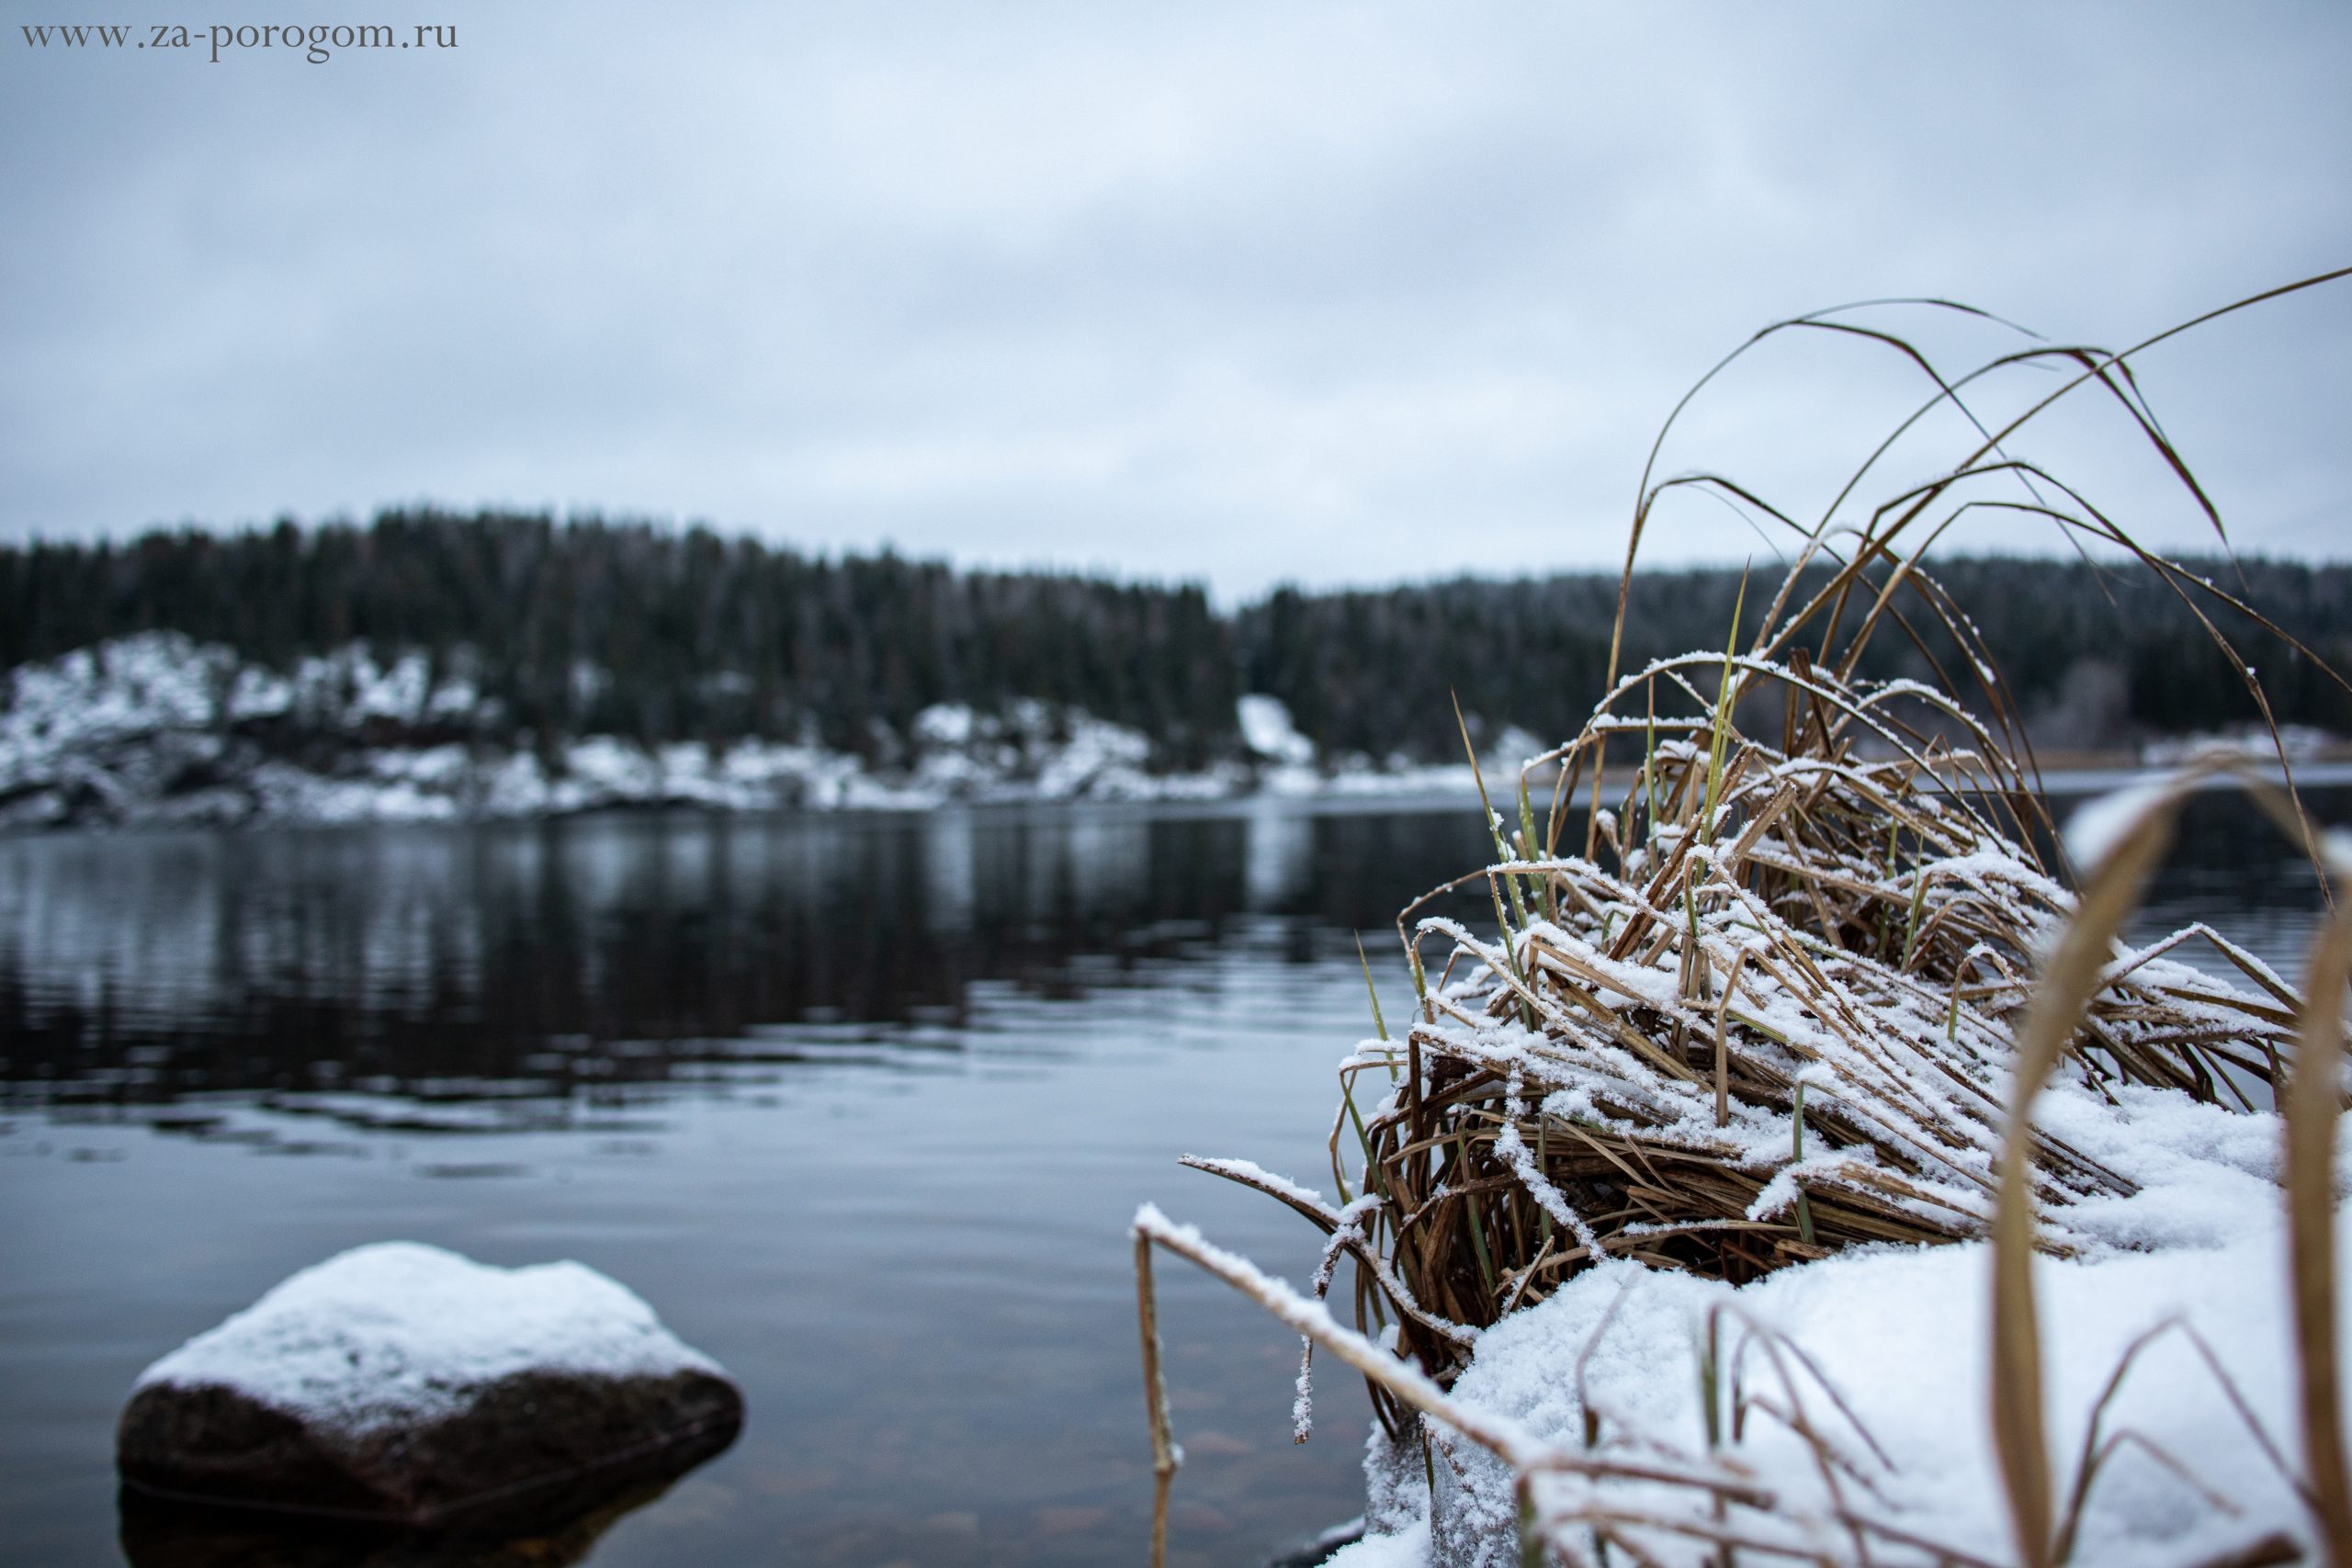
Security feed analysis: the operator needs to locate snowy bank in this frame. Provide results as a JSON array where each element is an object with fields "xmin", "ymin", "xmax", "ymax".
[
  {"xmin": 0, "ymin": 633, "xmax": 1488, "ymax": 829},
  {"xmin": 1322, "ymin": 1079, "xmax": 2327, "ymax": 1566}
]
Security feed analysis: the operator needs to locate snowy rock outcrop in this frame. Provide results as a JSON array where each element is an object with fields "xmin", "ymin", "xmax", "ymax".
[
  {"xmin": 0, "ymin": 634, "xmax": 1263, "ymax": 829},
  {"xmin": 116, "ymin": 1242, "xmax": 742, "ymax": 1526}
]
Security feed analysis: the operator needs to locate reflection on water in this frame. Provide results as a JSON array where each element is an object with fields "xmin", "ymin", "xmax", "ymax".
[
  {"xmin": 0, "ymin": 788, "xmax": 2341, "ymax": 1568},
  {"xmin": 1, "ymin": 789, "xmax": 2331, "ymax": 1110},
  {"xmin": 2126, "ymin": 787, "xmax": 2346, "ymax": 965},
  {"xmin": 117, "ymin": 1473, "xmax": 682, "ymax": 1568},
  {"xmin": 0, "ymin": 805, "xmax": 1492, "ymax": 1120},
  {"xmin": 0, "ymin": 799, "xmax": 1508, "ymax": 1568}
]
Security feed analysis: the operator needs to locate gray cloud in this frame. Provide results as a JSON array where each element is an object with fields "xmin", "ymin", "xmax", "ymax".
[{"xmin": 3, "ymin": 0, "xmax": 2347, "ymax": 598}]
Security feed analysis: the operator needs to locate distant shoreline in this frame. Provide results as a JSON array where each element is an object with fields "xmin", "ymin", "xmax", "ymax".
[{"xmin": 10, "ymin": 750, "xmax": 2348, "ymax": 840}]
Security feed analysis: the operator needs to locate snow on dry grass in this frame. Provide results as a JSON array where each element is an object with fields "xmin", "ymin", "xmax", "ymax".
[{"xmin": 1136, "ymin": 274, "xmax": 2352, "ymax": 1568}]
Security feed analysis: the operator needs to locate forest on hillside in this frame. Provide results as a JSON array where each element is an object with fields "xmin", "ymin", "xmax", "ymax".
[{"xmin": 4, "ymin": 511, "xmax": 2347, "ymax": 767}]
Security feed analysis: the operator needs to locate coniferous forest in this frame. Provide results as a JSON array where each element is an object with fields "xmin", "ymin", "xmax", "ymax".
[{"xmin": 4, "ymin": 509, "xmax": 2348, "ymax": 766}]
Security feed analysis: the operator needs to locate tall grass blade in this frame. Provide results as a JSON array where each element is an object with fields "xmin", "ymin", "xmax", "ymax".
[
  {"xmin": 1989, "ymin": 784, "xmax": 2183, "ymax": 1568},
  {"xmin": 2288, "ymin": 874, "xmax": 2352, "ymax": 1564},
  {"xmin": 1133, "ymin": 1227, "xmax": 1182, "ymax": 1568}
]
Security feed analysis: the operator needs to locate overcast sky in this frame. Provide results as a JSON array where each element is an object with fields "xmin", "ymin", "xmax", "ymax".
[{"xmin": 4, "ymin": 2, "xmax": 2347, "ymax": 599}]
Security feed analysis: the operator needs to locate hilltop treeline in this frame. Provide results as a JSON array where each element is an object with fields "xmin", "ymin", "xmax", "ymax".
[
  {"xmin": 0, "ymin": 513, "xmax": 1237, "ymax": 764},
  {"xmin": 1238, "ymin": 558, "xmax": 2352, "ymax": 759},
  {"xmin": 3, "ymin": 510, "xmax": 2346, "ymax": 762}
]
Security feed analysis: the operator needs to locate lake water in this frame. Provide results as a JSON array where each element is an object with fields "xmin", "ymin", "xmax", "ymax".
[{"xmin": 0, "ymin": 787, "xmax": 2340, "ymax": 1568}]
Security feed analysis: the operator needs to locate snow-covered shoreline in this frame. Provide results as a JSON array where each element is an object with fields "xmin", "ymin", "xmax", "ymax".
[
  {"xmin": 7, "ymin": 633, "xmax": 2347, "ymax": 834},
  {"xmin": 0, "ymin": 632, "xmax": 1487, "ymax": 832}
]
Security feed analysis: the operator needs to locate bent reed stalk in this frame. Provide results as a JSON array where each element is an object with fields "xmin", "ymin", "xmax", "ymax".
[{"xmin": 1136, "ymin": 269, "xmax": 2352, "ymax": 1566}]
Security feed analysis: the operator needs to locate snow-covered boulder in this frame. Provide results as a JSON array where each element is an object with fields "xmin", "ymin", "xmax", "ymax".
[{"xmin": 116, "ymin": 1243, "xmax": 741, "ymax": 1526}]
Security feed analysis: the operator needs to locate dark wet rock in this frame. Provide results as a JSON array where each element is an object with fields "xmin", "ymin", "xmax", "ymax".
[{"xmin": 115, "ymin": 1242, "xmax": 741, "ymax": 1529}]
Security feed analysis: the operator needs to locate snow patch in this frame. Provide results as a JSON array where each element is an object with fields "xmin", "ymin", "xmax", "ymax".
[
  {"xmin": 1324, "ymin": 1518, "xmax": 1430, "ymax": 1568},
  {"xmin": 1238, "ymin": 694, "xmax": 1317, "ymax": 766},
  {"xmin": 1336, "ymin": 1089, "xmax": 2335, "ymax": 1567}
]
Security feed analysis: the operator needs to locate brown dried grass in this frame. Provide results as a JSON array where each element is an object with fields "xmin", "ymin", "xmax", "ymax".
[
  {"xmin": 1295, "ymin": 270, "xmax": 2345, "ymax": 1415},
  {"xmin": 1140, "ymin": 269, "xmax": 2352, "ymax": 1566}
]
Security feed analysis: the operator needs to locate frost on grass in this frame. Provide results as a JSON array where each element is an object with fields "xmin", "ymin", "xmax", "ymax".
[
  {"xmin": 1344, "ymin": 699, "xmax": 2301, "ymax": 1373},
  {"xmin": 1177, "ymin": 664, "xmax": 2314, "ymax": 1565},
  {"xmin": 1153, "ymin": 287, "xmax": 2351, "ymax": 1568}
]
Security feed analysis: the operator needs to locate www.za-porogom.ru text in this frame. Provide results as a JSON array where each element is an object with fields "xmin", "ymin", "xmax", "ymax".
[{"xmin": 18, "ymin": 21, "xmax": 456, "ymax": 63}]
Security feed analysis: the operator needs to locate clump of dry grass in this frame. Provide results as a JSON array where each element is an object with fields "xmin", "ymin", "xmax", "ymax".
[
  {"xmin": 1136, "ymin": 268, "xmax": 2352, "ymax": 1568},
  {"xmin": 1221, "ymin": 269, "xmax": 2346, "ymax": 1406},
  {"xmin": 1340, "ymin": 652, "xmax": 2302, "ymax": 1392}
]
